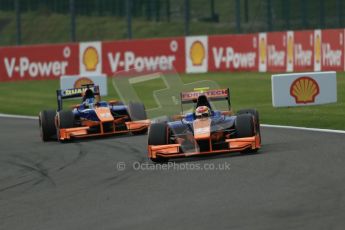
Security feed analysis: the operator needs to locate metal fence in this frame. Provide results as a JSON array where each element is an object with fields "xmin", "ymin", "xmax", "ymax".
[{"xmin": 0, "ymin": 0, "xmax": 344, "ymax": 46}]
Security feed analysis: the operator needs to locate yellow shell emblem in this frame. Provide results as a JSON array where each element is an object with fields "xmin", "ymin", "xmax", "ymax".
[
  {"xmin": 190, "ymin": 41, "xmax": 205, "ymax": 66},
  {"xmin": 74, "ymin": 77, "xmax": 94, "ymax": 89},
  {"xmin": 83, "ymin": 47, "xmax": 99, "ymax": 71},
  {"xmin": 259, "ymin": 37, "xmax": 266, "ymax": 64},
  {"xmin": 290, "ymin": 77, "xmax": 320, "ymax": 104},
  {"xmin": 287, "ymin": 35, "xmax": 293, "ymax": 64},
  {"xmin": 315, "ymin": 34, "xmax": 321, "ymax": 64}
]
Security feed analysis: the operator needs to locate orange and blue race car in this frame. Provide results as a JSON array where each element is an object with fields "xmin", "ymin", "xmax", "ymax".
[
  {"xmin": 147, "ymin": 88, "xmax": 261, "ymax": 162},
  {"xmin": 39, "ymin": 84, "xmax": 150, "ymax": 142}
]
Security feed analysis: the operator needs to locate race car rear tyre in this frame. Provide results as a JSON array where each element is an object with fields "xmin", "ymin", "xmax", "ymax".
[
  {"xmin": 128, "ymin": 102, "xmax": 147, "ymax": 135},
  {"xmin": 235, "ymin": 114, "xmax": 255, "ymax": 138},
  {"xmin": 148, "ymin": 123, "xmax": 169, "ymax": 163},
  {"xmin": 128, "ymin": 102, "xmax": 148, "ymax": 135},
  {"xmin": 237, "ymin": 109, "xmax": 261, "ymax": 143},
  {"xmin": 128, "ymin": 102, "xmax": 147, "ymax": 121},
  {"xmin": 57, "ymin": 110, "xmax": 75, "ymax": 129},
  {"xmin": 39, "ymin": 110, "xmax": 56, "ymax": 141}
]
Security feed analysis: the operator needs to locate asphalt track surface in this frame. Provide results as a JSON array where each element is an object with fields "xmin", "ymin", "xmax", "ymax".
[{"xmin": 1, "ymin": 117, "xmax": 345, "ymax": 230}]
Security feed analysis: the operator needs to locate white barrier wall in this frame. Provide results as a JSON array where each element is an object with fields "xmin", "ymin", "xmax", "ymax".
[
  {"xmin": 271, "ymin": 71, "xmax": 337, "ymax": 107},
  {"xmin": 60, "ymin": 74, "xmax": 108, "ymax": 96}
]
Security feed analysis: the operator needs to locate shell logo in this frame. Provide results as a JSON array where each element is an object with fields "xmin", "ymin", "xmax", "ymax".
[
  {"xmin": 190, "ymin": 41, "xmax": 205, "ymax": 66},
  {"xmin": 259, "ymin": 36, "xmax": 266, "ymax": 64},
  {"xmin": 287, "ymin": 34, "xmax": 293, "ymax": 64},
  {"xmin": 74, "ymin": 77, "xmax": 94, "ymax": 89},
  {"xmin": 315, "ymin": 34, "xmax": 321, "ymax": 64},
  {"xmin": 83, "ymin": 47, "xmax": 99, "ymax": 71},
  {"xmin": 290, "ymin": 77, "xmax": 320, "ymax": 104}
]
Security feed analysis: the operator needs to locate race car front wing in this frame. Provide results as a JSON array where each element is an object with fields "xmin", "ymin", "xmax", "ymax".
[
  {"xmin": 58, "ymin": 119, "xmax": 150, "ymax": 140},
  {"xmin": 148, "ymin": 134, "xmax": 261, "ymax": 159}
]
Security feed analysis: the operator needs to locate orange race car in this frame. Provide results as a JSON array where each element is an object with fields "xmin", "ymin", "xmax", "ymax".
[
  {"xmin": 147, "ymin": 88, "xmax": 261, "ymax": 162},
  {"xmin": 39, "ymin": 84, "xmax": 150, "ymax": 142}
]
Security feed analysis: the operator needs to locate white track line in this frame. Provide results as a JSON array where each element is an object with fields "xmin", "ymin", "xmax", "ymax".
[
  {"xmin": 261, "ymin": 124, "xmax": 345, "ymax": 134},
  {"xmin": 0, "ymin": 113, "xmax": 344, "ymax": 134},
  {"xmin": 0, "ymin": 113, "xmax": 38, "ymax": 120}
]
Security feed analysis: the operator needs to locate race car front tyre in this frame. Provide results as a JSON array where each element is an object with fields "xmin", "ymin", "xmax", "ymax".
[
  {"xmin": 235, "ymin": 114, "xmax": 255, "ymax": 138},
  {"xmin": 236, "ymin": 113, "xmax": 259, "ymax": 153},
  {"xmin": 148, "ymin": 123, "xmax": 169, "ymax": 163},
  {"xmin": 57, "ymin": 110, "xmax": 75, "ymax": 129},
  {"xmin": 128, "ymin": 102, "xmax": 147, "ymax": 121},
  {"xmin": 148, "ymin": 123, "xmax": 167, "ymax": 145},
  {"xmin": 56, "ymin": 110, "xmax": 75, "ymax": 142},
  {"xmin": 236, "ymin": 109, "xmax": 261, "ymax": 143},
  {"xmin": 39, "ymin": 109, "xmax": 56, "ymax": 141}
]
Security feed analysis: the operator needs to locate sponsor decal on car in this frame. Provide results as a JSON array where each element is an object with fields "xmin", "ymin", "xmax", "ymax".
[
  {"xmin": 62, "ymin": 88, "xmax": 86, "ymax": 97},
  {"xmin": 181, "ymin": 89, "xmax": 228, "ymax": 101}
]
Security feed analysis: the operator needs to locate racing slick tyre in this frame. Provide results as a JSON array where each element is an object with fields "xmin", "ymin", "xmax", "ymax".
[
  {"xmin": 235, "ymin": 114, "xmax": 255, "ymax": 138},
  {"xmin": 235, "ymin": 113, "xmax": 259, "ymax": 153},
  {"xmin": 57, "ymin": 110, "xmax": 75, "ymax": 128},
  {"xmin": 236, "ymin": 109, "xmax": 261, "ymax": 143},
  {"xmin": 39, "ymin": 109, "xmax": 56, "ymax": 141},
  {"xmin": 148, "ymin": 123, "xmax": 169, "ymax": 163},
  {"xmin": 56, "ymin": 110, "xmax": 75, "ymax": 142},
  {"xmin": 128, "ymin": 102, "xmax": 148, "ymax": 135}
]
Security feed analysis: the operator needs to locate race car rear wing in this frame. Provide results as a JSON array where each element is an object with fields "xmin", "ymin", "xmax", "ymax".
[
  {"xmin": 180, "ymin": 88, "xmax": 231, "ymax": 110},
  {"xmin": 56, "ymin": 85, "xmax": 100, "ymax": 111}
]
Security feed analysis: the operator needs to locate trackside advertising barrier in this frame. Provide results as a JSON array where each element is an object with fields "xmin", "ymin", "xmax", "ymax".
[
  {"xmin": 0, "ymin": 43, "xmax": 79, "ymax": 82},
  {"xmin": 318, "ymin": 29, "xmax": 344, "ymax": 72},
  {"xmin": 102, "ymin": 37, "xmax": 185, "ymax": 75},
  {"xmin": 185, "ymin": 36, "xmax": 208, "ymax": 73},
  {"xmin": 79, "ymin": 42, "xmax": 103, "ymax": 75},
  {"xmin": 1, "ymin": 29, "xmax": 345, "ymax": 82},
  {"xmin": 271, "ymin": 71, "xmax": 337, "ymax": 107},
  {"xmin": 208, "ymin": 34, "xmax": 257, "ymax": 72},
  {"xmin": 293, "ymin": 30, "xmax": 314, "ymax": 72},
  {"xmin": 266, "ymin": 32, "xmax": 287, "ymax": 73}
]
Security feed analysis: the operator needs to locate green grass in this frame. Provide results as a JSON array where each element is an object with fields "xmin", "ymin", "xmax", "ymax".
[{"xmin": 0, "ymin": 72, "xmax": 344, "ymax": 130}]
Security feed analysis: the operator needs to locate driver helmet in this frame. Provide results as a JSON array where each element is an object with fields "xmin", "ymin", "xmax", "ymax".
[{"xmin": 195, "ymin": 106, "xmax": 211, "ymax": 118}]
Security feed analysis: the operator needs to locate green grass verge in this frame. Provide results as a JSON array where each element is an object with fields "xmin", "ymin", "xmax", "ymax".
[{"xmin": 0, "ymin": 72, "xmax": 344, "ymax": 130}]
